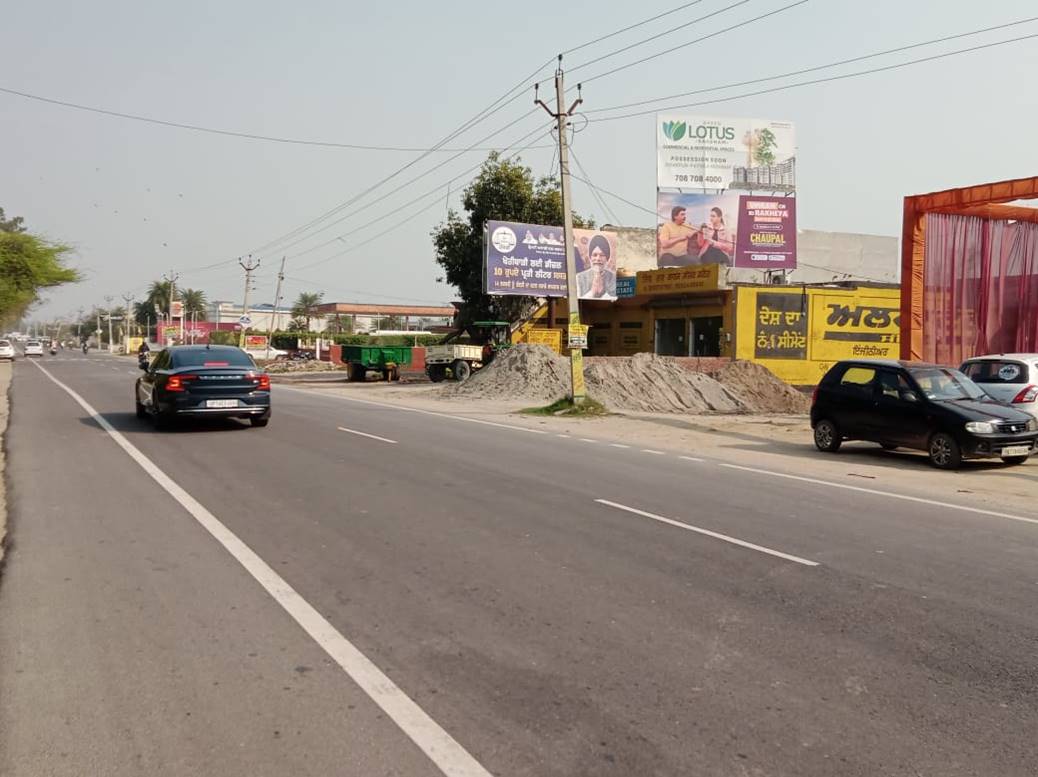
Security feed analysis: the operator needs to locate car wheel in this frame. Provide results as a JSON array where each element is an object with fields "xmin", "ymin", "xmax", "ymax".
[
  {"xmin": 813, "ymin": 419, "xmax": 841, "ymax": 452},
  {"xmin": 135, "ymin": 399, "xmax": 147, "ymax": 419},
  {"xmin": 880, "ymin": 443, "xmax": 898, "ymax": 451},
  {"xmin": 928, "ymin": 432, "xmax": 962, "ymax": 470},
  {"xmin": 428, "ymin": 365, "xmax": 446, "ymax": 383},
  {"xmin": 1001, "ymin": 455, "xmax": 1029, "ymax": 466},
  {"xmin": 250, "ymin": 417, "xmax": 269, "ymax": 427}
]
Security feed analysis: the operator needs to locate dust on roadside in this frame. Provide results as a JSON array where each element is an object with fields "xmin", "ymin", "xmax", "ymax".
[{"xmin": 0, "ymin": 362, "xmax": 11, "ymax": 566}]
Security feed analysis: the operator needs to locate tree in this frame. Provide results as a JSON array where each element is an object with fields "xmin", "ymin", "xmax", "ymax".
[
  {"xmin": 0, "ymin": 207, "xmax": 26, "ymax": 234},
  {"xmin": 141, "ymin": 279, "xmax": 177, "ymax": 323},
  {"xmin": 0, "ymin": 231, "xmax": 80, "ymax": 327},
  {"xmin": 291, "ymin": 291, "xmax": 325, "ymax": 331},
  {"xmin": 286, "ymin": 317, "xmax": 309, "ymax": 333},
  {"xmin": 180, "ymin": 288, "xmax": 207, "ymax": 320},
  {"xmin": 431, "ymin": 153, "xmax": 593, "ymax": 325},
  {"xmin": 325, "ymin": 313, "xmax": 354, "ymax": 335}
]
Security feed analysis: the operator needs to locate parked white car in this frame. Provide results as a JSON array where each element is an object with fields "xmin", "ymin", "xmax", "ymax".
[
  {"xmin": 24, "ymin": 340, "xmax": 44, "ymax": 357},
  {"xmin": 0, "ymin": 339, "xmax": 15, "ymax": 361},
  {"xmin": 960, "ymin": 354, "xmax": 1038, "ymax": 420}
]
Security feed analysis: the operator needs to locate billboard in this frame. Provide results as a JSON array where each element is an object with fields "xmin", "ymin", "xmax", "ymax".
[
  {"xmin": 484, "ymin": 221, "xmax": 619, "ymax": 300},
  {"xmin": 657, "ymin": 115, "xmax": 795, "ymax": 191},
  {"xmin": 734, "ymin": 195, "xmax": 797, "ymax": 270},
  {"xmin": 656, "ymin": 192, "xmax": 740, "ymax": 268}
]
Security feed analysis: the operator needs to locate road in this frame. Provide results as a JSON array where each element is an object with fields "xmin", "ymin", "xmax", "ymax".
[{"xmin": 2, "ymin": 352, "xmax": 1037, "ymax": 776}]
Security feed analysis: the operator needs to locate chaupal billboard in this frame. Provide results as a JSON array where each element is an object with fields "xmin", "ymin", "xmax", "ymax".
[
  {"xmin": 657, "ymin": 115, "xmax": 796, "ymax": 191},
  {"xmin": 484, "ymin": 220, "xmax": 621, "ymax": 300}
]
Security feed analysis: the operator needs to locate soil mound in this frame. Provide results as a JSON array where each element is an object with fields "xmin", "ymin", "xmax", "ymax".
[{"xmin": 702, "ymin": 360, "xmax": 810, "ymax": 414}]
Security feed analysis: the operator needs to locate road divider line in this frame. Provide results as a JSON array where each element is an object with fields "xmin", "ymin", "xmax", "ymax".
[
  {"xmin": 718, "ymin": 463, "xmax": 1038, "ymax": 526},
  {"xmin": 641, "ymin": 449, "xmax": 665, "ymax": 456},
  {"xmin": 278, "ymin": 385, "xmax": 547, "ymax": 436},
  {"xmin": 579, "ymin": 438, "xmax": 598, "ymax": 443},
  {"xmin": 679, "ymin": 455, "xmax": 705, "ymax": 463},
  {"xmin": 337, "ymin": 426, "xmax": 397, "ymax": 444},
  {"xmin": 30, "ymin": 360, "xmax": 494, "ymax": 777},
  {"xmin": 595, "ymin": 498, "xmax": 819, "ymax": 567},
  {"xmin": 609, "ymin": 443, "xmax": 630, "ymax": 449}
]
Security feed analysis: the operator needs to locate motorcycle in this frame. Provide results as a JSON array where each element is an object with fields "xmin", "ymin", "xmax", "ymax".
[
  {"xmin": 82, "ymin": 343, "xmax": 89, "ymax": 354},
  {"xmin": 49, "ymin": 346, "xmax": 57, "ymax": 356}
]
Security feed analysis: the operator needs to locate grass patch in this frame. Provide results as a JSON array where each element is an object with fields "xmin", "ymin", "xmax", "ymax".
[{"xmin": 520, "ymin": 396, "xmax": 609, "ymax": 417}]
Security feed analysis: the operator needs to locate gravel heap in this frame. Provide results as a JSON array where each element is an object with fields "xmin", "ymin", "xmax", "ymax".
[
  {"xmin": 699, "ymin": 360, "xmax": 810, "ymax": 414},
  {"xmin": 445, "ymin": 345, "xmax": 750, "ymax": 414}
]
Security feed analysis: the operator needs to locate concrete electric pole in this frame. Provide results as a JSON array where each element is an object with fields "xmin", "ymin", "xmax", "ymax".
[
  {"xmin": 162, "ymin": 270, "xmax": 179, "ymax": 345},
  {"xmin": 238, "ymin": 255, "xmax": 260, "ymax": 348},
  {"xmin": 265, "ymin": 256, "xmax": 286, "ymax": 360},
  {"xmin": 536, "ymin": 56, "xmax": 586, "ymax": 403}
]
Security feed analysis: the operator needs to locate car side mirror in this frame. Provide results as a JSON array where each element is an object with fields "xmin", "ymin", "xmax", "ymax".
[{"xmin": 901, "ymin": 390, "xmax": 919, "ymax": 403}]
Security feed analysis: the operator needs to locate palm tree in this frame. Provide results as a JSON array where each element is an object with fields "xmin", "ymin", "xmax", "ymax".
[
  {"xmin": 291, "ymin": 291, "xmax": 325, "ymax": 332},
  {"xmin": 144, "ymin": 280, "xmax": 177, "ymax": 319},
  {"xmin": 180, "ymin": 288, "xmax": 207, "ymax": 321}
]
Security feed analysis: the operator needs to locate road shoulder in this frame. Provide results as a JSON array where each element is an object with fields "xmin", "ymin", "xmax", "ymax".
[{"xmin": 0, "ymin": 361, "xmax": 10, "ymax": 567}]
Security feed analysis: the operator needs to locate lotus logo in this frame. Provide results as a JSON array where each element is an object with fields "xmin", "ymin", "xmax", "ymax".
[{"xmin": 661, "ymin": 121, "xmax": 686, "ymax": 141}]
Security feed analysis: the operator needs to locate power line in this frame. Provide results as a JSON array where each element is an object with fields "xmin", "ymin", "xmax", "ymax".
[
  {"xmin": 562, "ymin": 0, "xmax": 708, "ymax": 56},
  {"xmin": 569, "ymin": 148, "xmax": 622, "ymax": 225},
  {"xmin": 0, "ymin": 84, "xmax": 555, "ymax": 153},
  {"xmin": 579, "ymin": 0, "xmax": 812, "ymax": 85},
  {"xmin": 569, "ymin": 174, "xmax": 659, "ymax": 219},
  {"xmin": 590, "ymin": 31, "xmax": 1038, "ymax": 121},
  {"xmin": 568, "ymin": 0, "xmax": 753, "ymax": 78},
  {"xmin": 587, "ymin": 16, "xmax": 1038, "ymax": 114},
  {"xmin": 282, "ymin": 276, "xmax": 449, "ymax": 306}
]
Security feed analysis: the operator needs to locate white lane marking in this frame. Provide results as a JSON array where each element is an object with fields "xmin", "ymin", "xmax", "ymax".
[
  {"xmin": 718, "ymin": 463, "xmax": 1038, "ymax": 526},
  {"xmin": 30, "ymin": 360, "xmax": 493, "ymax": 777},
  {"xmin": 278, "ymin": 385, "xmax": 546, "ymax": 436},
  {"xmin": 578, "ymin": 438, "xmax": 598, "ymax": 443},
  {"xmin": 556, "ymin": 434, "xmax": 571, "ymax": 438},
  {"xmin": 640, "ymin": 449, "xmax": 665, "ymax": 456},
  {"xmin": 680, "ymin": 455, "xmax": 705, "ymax": 463},
  {"xmin": 609, "ymin": 443, "xmax": 630, "ymax": 449},
  {"xmin": 337, "ymin": 426, "xmax": 397, "ymax": 444},
  {"xmin": 595, "ymin": 499, "xmax": 820, "ymax": 567}
]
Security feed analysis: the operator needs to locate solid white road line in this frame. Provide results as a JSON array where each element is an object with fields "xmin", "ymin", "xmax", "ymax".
[
  {"xmin": 30, "ymin": 360, "xmax": 494, "ymax": 777},
  {"xmin": 595, "ymin": 499, "xmax": 820, "ymax": 567},
  {"xmin": 278, "ymin": 386, "xmax": 547, "ymax": 435},
  {"xmin": 337, "ymin": 426, "xmax": 397, "ymax": 444},
  {"xmin": 718, "ymin": 463, "xmax": 1038, "ymax": 526}
]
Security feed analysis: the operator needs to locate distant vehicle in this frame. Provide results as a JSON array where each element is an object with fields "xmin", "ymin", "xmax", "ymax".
[
  {"xmin": 24, "ymin": 340, "xmax": 44, "ymax": 357},
  {"xmin": 135, "ymin": 345, "xmax": 270, "ymax": 429},
  {"xmin": 0, "ymin": 340, "xmax": 15, "ymax": 361},
  {"xmin": 425, "ymin": 321, "xmax": 512, "ymax": 382},
  {"xmin": 959, "ymin": 354, "xmax": 1038, "ymax": 421},
  {"xmin": 811, "ymin": 359, "xmax": 1038, "ymax": 469}
]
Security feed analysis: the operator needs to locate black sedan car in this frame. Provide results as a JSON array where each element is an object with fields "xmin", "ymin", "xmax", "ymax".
[
  {"xmin": 136, "ymin": 345, "xmax": 270, "ymax": 428},
  {"xmin": 811, "ymin": 359, "xmax": 1037, "ymax": 469}
]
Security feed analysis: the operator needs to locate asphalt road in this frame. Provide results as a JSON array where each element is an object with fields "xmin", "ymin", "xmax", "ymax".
[{"xmin": 2, "ymin": 352, "xmax": 1037, "ymax": 776}]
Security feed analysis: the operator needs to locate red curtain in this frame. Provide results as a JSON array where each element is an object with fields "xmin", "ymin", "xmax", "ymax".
[{"xmin": 923, "ymin": 213, "xmax": 1038, "ymax": 364}]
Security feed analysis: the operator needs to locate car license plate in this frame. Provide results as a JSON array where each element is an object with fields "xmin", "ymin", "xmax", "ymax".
[
  {"xmin": 1001, "ymin": 445, "xmax": 1030, "ymax": 457},
  {"xmin": 206, "ymin": 399, "xmax": 238, "ymax": 409}
]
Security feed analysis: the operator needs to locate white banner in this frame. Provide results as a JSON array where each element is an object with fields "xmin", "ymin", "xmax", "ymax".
[{"xmin": 657, "ymin": 115, "xmax": 796, "ymax": 191}]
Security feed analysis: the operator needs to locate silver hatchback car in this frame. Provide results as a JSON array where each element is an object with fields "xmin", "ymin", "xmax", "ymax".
[{"xmin": 959, "ymin": 354, "xmax": 1038, "ymax": 420}]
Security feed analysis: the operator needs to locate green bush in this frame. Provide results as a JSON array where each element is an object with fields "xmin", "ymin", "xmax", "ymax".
[{"xmin": 207, "ymin": 330, "xmax": 239, "ymax": 345}]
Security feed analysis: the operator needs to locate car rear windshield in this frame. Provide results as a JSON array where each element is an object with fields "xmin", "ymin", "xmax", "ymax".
[
  {"xmin": 960, "ymin": 360, "xmax": 1031, "ymax": 384},
  {"xmin": 909, "ymin": 367, "xmax": 987, "ymax": 401},
  {"xmin": 171, "ymin": 349, "xmax": 255, "ymax": 368},
  {"xmin": 0, "ymin": 340, "xmax": 10, "ymax": 347}
]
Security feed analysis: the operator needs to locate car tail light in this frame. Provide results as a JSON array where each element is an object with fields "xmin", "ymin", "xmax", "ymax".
[
  {"xmin": 811, "ymin": 386, "xmax": 819, "ymax": 405},
  {"xmin": 254, "ymin": 373, "xmax": 270, "ymax": 390},
  {"xmin": 166, "ymin": 375, "xmax": 196, "ymax": 392},
  {"xmin": 1012, "ymin": 385, "xmax": 1038, "ymax": 403}
]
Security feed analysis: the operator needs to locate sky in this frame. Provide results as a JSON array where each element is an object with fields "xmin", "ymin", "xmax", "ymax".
[{"xmin": 3, "ymin": 0, "xmax": 1037, "ymax": 322}]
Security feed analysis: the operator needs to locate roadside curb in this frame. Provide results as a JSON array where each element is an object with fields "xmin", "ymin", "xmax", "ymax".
[{"xmin": 0, "ymin": 362, "xmax": 11, "ymax": 567}]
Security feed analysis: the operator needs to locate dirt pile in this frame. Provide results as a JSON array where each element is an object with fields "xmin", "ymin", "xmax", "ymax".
[
  {"xmin": 446, "ymin": 345, "xmax": 749, "ymax": 414},
  {"xmin": 442, "ymin": 345, "xmax": 570, "ymax": 402},
  {"xmin": 263, "ymin": 359, "xmax": 345, "ymax": 374},
  {"xmin": 700, "ymin": 360, "xmax": 810, "ymax": 414}
]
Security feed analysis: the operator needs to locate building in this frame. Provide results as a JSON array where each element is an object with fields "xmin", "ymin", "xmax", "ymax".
[
  {"xmin": 206, "ymin": 301, "xmax": 298, "ymax": 332},
  {"xmin": 314, "ymin": 302, "xmax": 456, "ymax": 334},
  {"xmin": 515, "ymin": 227, "xmax": 900, "ymax": 385}
]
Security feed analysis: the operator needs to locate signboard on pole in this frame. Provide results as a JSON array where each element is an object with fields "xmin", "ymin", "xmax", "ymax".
[
  {"xmin": 567, "ymin": 323, "xmax": 589, "ymax": 350},
  {"xmin": 170, "ymin": 301, "xmax": 184, "ymax": 318},
  {"xmin": 238, "ymin": 315, "xmax": 253, "ymax": 328},
  {"xmin": 657, "ymin": 115, "xmax": 795, "ymax": 191}
]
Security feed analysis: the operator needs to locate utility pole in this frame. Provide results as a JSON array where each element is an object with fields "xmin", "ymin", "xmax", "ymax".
[
  {"xmin": 238, "ymin": 255, "xmax": 260, "ymax": 348},
  {"xmin": 163, "ymin": 270, "xmax": 179, "ymax": 345},
  {"xmin": 122, "ymin": 293, "xmax": 135, "ymax": 344},
  {"xmin": 536, "ymin": 56, "xmax": 586, "ymax": 403},
  {"xmin": 265, "ymin": 256, "xmax": 286, "ymax": 360}
]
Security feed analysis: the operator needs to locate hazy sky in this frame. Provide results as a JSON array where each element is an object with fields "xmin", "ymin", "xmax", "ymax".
[{"xmin": 3, "ymin": 0, "xmax": 1036, "ymax": 320}]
